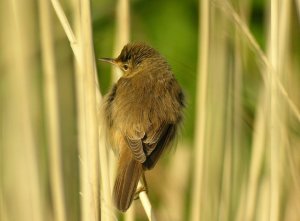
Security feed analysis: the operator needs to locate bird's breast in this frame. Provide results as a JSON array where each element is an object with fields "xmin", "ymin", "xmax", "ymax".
[{"xmin": 111, "ymin": 74, "xmax": 182, "ymax": 131}]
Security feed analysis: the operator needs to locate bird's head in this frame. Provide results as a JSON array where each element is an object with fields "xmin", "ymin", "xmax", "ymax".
[{"xmin": 98, "ymin": 43, "xmax": 165, "ymax": 77}]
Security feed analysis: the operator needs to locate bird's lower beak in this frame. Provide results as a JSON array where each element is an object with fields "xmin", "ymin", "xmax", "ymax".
[{"xmin": 98, "ymin": 58, "xmax": 116, "ymax": 65}]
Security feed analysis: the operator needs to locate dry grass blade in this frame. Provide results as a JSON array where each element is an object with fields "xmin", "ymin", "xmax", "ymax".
[{"xmin": 50, "ymin": 0, "xmax": 80, "ymax": 60}]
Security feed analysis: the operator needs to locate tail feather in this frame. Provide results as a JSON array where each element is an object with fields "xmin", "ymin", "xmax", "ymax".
[{"xmin": 113, "ymin": 155, "xmax": 143, "ymax": 212}]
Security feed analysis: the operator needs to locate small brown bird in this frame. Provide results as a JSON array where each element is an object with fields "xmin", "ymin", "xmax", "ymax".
[{"xmin": 100, "ymin": 43, "xmax": 184, "ymax": 212}]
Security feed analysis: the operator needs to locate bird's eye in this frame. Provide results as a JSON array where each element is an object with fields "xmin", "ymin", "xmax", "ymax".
[{"xmin": 123, "ymin": 64, "xmax": 129, "ymax": 71}]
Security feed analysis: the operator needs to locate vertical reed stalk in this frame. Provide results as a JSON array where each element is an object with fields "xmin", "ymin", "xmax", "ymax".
[
  {"xmin": 2, "ymin": 0, "xmax": 44, "ymax": 220},
  {"xmin": 137, "ymin": 182, "xmax": 157, "ymax": 221},
  {"xmin": 218, "ymin": 57, "xmax": 233, "ymax": 221},
  {"xmin": 52, "ymin": 0, "xmax": 103, "ymax": 219},
  {"xmin": 113, "ymin": 0, "xmax": 130, "ymax": 81},
  {"xmin": 296, "ymin": 0, "xmax": 300, "ymax": 21},
  {"xmin": 124, "ymin": 206, "xmax": 135, "ymax": 221},
  {"xmin": 244, "ymin": 92, "xmax": 267, "ymax": 221},
  {"xmin": 190, "ymin": 0, "xmax": 210, "ymax": 220},
  {"xmin": 231, "ymin": 25, "xmax": 243, "ymax": 220},
  {"xmin": 99, "ymin": 116, "xmax": 114, "ymax": 221},
  {"xmin": 0, "ymin": 193, "xmax": 8, "ymax": 221},
  {"xmin": 208, "ymin": 6, "xmax": 228, "ymax": 220},
  {"xmin": 79, "ymin": 0, "xmax": 100, "ymax": 220},
  {"xmin": 257, "ymin": 178, "xmax": 270, "ymax": 221},
  {"xmin": 70, "ymin": 5, "xmax": 85, "ymax": 221},
  {"xmin": 269, "ymin": 0, "xmax": 280, "ymax": 220},
  {"xmin": 38, "ymin": 0, "xmax": 67, "ymax": 220}
]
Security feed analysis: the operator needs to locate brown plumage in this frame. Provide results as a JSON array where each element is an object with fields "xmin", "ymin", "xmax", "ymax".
[{"xmin": 100, "ymin": 43, "xmax": 184, "ymax": 212}]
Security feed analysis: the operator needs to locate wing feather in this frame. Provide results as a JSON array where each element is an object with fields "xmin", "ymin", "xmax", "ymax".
[
  {"xmin": 125, "ymin": 136, "xmax": 146, "ymax": 163},
  {"xmin": 143, "ymin": 124, "xmax": 176, "ymax": 170}
]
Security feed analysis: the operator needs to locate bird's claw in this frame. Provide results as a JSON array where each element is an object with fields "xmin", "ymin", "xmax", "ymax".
[{"xmin": 134, "ymin": 185, "xmax": 148, "ymax": 200}]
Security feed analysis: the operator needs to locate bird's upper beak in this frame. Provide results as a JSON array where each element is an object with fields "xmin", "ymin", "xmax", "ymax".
[{"xmin": 98, "ymin": 58, "xmax": 117, "ymax": 65}]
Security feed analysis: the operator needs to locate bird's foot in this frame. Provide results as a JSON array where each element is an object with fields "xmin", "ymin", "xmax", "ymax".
[{"xmin": 134, "ymin": 185, "xmax": 148, "ymax": 200}]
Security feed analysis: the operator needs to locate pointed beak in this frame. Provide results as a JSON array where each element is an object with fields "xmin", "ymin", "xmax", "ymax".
[{"xmin": 98, "ymin": 57, "xmax": 116, "ymax": 65}]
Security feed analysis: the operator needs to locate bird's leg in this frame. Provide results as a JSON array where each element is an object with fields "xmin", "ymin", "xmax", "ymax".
[{"xmin": 134, "ymin": 172, "xmax": 148, "ymax": 200}]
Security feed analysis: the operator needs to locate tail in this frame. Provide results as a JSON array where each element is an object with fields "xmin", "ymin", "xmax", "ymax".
[{"xmin": 113, "ymin": 151, "xmax": 143, "ymax": 212}]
